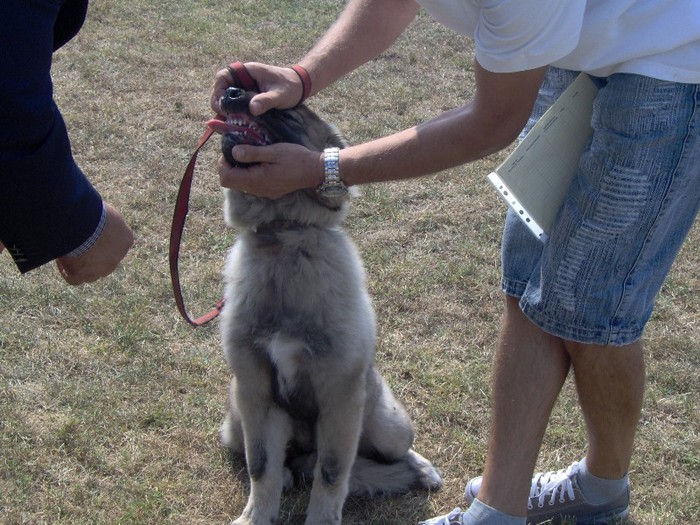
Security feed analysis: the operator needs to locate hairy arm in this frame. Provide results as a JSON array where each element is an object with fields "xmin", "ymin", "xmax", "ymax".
[
  {"xmin": 338, "ymin": 61, "xmax": 546, "ymax": 185},
  {"xmin": 212, "ymin": 0, "xmax": 420, "ymax": 115},
  {"xmin": 298, "ymin": 0, "xmax": 421, "ymax": 94}
]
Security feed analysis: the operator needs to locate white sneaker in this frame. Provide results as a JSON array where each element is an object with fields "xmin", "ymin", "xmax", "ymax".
[
  {"xmin": 419, "ymin": 508, "xmax": 466, "ymax": 525},
  {"xmin": 464, "ymin": 463, "xmax": 630, "ymax": 524}
]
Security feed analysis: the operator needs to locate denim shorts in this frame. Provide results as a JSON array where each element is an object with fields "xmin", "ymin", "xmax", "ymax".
[{"xmin": 502, "ymin": 67, "xmax": 700, "ymax": 346}]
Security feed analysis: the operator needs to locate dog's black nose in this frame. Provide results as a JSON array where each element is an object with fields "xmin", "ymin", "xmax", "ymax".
[
  {"xmin": 225, "ymin": 87, "xmax": 246, "ymax": 100},
  {"xmin": 220, "ymin": 87, "xmax": 254, "ymax": 115}
]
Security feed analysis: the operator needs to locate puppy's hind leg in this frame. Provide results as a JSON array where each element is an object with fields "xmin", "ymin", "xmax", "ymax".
[
  {"xmin": 349, "ymin": 450, "xmax": 442, "ymax": 496},
  {"xmin": 358, "ymin": 372, "xmax": 415, "ymax": 460},
  {"xmin": 352, "ymin": 371, "xmax": 442, "ymax": 495}
]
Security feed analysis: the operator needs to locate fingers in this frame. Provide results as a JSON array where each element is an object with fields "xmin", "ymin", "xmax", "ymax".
[
  {"xmin": 55, "ymin": 257, "xmax": 89, "ymax": 286},
  {"xmin": 211, "ymin": 67, "xmax": 234, "ymax": 114},
  {"xmin": 211, "ymin": 62, "xmax": 305, "ymax": 116},
  {"xmin": 217, "ymin": 153, "xmax": 286, "ymax": 199},
  {"xmin": 227, "ymin": 144, "xmax": 267, "ymax": 165},
  {"xmin": 218, "ymin": 143, "xmax": 324, "ymax": 200},
  {"xmin": 225, "ymin": 143, "xmax": 297, "ymax": 173},
  {"xmin": 246, "ymin": 87, "xmax": 298, "ymax": 116}
]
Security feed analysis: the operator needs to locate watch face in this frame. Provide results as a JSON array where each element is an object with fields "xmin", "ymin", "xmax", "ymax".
[{"xmin": 318, "ymin": 184, "xmax": 347, "ymax": 199}]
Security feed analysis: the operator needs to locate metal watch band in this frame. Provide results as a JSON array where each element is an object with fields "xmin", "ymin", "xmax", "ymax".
[{"xmin": 317, "ymin": 147, "xmax": 347, "ymax": 197}]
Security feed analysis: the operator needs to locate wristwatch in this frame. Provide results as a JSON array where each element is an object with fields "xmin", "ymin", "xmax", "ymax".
[{"xmin": 316, "ymin": 147, "xmax": 348, "ymax": 198}]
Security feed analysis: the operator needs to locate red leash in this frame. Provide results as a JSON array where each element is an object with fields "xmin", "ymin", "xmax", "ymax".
[
  {"xmin": 169, "ymin": 62, "xmax": 257, "ymax": 326},
  {"xmin": 168, "ymin": 120, "xmax": 225, "ymax": 327},
  {"xmin": 169, "ymin": 61, "xmax": 311, "ymax": 326}
]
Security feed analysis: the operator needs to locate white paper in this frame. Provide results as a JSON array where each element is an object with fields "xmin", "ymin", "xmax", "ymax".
[{"xmin": 488, "ymin": 73, "xmax": 599, "ymax": 242}]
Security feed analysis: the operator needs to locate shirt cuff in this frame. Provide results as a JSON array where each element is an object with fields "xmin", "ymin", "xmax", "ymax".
[{"xmin": 65, "ymin": 201, "xmax": 107, "ymax": 257}]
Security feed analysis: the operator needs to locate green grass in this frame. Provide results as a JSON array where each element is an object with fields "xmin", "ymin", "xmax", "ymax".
[{"xmin": 1, "ymin": 1, "xmax": 698, "ymax": 524}]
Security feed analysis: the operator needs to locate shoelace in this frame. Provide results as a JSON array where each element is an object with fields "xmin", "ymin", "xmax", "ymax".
[
  {"xmin": 443, "ymin": 508, "xmax": 465, "ymax": 525},
  {"xmin": 529, "ymin": 462, "xmax": 579, "ymax": 509},
  {"xmin": 421, "ymin": 507, "xmax": 464, "ymax": 525}
]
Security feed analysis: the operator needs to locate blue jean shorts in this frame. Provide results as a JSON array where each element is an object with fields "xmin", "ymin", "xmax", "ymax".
[{"xmin": 502, "ymin": 67, "xmax": 700, "ymax": 346}]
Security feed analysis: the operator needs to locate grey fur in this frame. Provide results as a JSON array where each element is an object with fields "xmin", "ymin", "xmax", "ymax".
[{"xmin": 218, "ymin": 102, "xmax": 441, "ymax": 525}]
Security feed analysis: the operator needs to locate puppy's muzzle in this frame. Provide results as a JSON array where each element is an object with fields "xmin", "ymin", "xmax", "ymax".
[{"xmin": 208, "ymin": 87, "xmax": 271, "ymax": 167}]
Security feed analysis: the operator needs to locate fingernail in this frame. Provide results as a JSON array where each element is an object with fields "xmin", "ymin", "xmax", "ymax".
[
  {"xmin": 232, "ymin": 146, "xmax": 245, "ymax": 160},
  {"xmin": 249, "ymin": 100, "xmax": 262, "ymax": 116}
]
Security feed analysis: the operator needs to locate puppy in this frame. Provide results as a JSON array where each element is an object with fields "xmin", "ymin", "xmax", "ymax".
[{"xmin": 210, "ymin": 88, "xmax": 441, "ymax": 525}]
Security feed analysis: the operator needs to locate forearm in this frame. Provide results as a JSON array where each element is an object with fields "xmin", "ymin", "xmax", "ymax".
[
  {"xmin": 339, "ymin": 104, "xmax": 503, "ymax": 186},
  {"xmin": 297, "ymin": 0, "xmax": 420, "ymax": 95},
  {"xmin": 218, "ymin": 59, "xmax": 547, "ymax": 200},
  {"xmin": 339, "ymin": 64, "xmax": 547, "ymax": 186}
]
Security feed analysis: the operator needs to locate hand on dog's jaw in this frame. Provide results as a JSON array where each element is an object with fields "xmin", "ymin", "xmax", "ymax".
[
  {"xmin": 218, "ymin": 143, "xmax": 325, "ymax": 200},
  {"xmin": 211, "ymin": 62, "xmax": 305, "ymax": 116}
]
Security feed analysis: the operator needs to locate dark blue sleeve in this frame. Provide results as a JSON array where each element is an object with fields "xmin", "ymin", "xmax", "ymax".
[{"xmin": 0, "ymin": 0, "xmax": 102, "ymax": 273}]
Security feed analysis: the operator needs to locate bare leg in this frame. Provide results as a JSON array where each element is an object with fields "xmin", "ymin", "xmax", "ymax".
[
  {"xmin": 567, "ymin": 340, "xmax": 645, "ymax": 479},
  {"xmin": 478, "ymin": 295, "xmax": 571, "ymax": 516},
  {"xmin": 478, "ymin": 296, "xmax": 645, "ymax": 518}
]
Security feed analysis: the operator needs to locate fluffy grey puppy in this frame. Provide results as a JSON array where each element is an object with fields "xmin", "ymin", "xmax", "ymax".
[{"xmin": 211, "ymin": 89, "xmax": 441, "ymax": 525}]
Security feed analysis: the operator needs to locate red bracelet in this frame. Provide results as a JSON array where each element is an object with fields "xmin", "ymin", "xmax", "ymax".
[{"xmin": 290, "ymin": 64, "xmax": 312, "ymax": 105}]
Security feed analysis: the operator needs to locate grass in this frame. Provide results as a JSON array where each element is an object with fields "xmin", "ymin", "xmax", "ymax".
[{"xmin": 1, "ymin": 1, "xmax": 698, "ymax": 524}]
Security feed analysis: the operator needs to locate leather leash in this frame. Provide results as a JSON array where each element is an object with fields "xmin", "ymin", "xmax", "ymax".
[{"xmin": 169, "ymin": 61, "xmax": 257, "ymax": 326}]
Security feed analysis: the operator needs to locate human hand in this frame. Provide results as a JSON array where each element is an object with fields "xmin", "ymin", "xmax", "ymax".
[
  {"xmin": 55, "ymin": 202, "xmax": 134, "ymax": 285},
  {"xmin": 218, "ymin": 142, "xmax": 324, "ymax": 200},
  {"xmin": 211, "ymin": 62, "xmax": 305, "ymax": 117}
]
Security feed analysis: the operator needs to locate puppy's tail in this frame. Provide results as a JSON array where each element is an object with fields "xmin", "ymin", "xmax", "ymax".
[{"xmin": 348, "ymin": 450, "xmax": 442, "ymax": 497}]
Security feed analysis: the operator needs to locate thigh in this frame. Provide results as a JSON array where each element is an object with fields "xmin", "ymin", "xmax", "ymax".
[
  {"xmin": 358, "ymin": 372, "xmax": 414, "ymax": 460},
  {"xmin": 501, "ymin": 67, "xmax": 579, "ymax": 298},
  {"xmin": 522, "ymin": 74, "xmax": 700, "ymax": 345}
]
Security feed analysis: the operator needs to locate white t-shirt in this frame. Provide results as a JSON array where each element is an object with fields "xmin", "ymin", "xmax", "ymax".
[{"xmin": 416, "ymin": 0, "xmax": 700, "ymax": 83}]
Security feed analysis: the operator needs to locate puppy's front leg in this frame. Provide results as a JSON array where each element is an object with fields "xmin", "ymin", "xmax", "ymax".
[
  {"xmin": 305, "ymin": 376, "xmax": 367, "ymax": 525},
  {"xmin": 232, "ymin": 393, "xmax": 292, "ymax": 525}
]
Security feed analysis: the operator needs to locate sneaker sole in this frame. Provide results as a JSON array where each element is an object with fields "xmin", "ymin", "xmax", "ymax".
[{"xmin": 528, "ymin": 504, "xmax": 629, "ymax": 525}]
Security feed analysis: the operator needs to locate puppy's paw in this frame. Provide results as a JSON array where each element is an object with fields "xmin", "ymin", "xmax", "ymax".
[
  {"xmin": 407, "ymin": 449, "xmax": 443, "ymax": 490},
  {"xmin": 231, "ymin": 511, "xmax": 275, "ymax": 525}
]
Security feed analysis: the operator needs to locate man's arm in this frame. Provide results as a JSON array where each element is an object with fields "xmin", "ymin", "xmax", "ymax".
[
  {"xmin": 337, "ymin": 61, "xmax": 546, "ymax": 186},
  {"xmin": 296, "ymin": 0, "xmax": 420, "ymax": 95},
  {"xmin": 219, "ymin": 60, "xmax": 546, "ymax": 197},
  {"xmin": 211, "ymin": 0, "xmax": 420, "ymax": 116}
]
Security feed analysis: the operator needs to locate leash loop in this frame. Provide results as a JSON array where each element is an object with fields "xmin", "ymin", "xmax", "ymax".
[
  {"xmin": 169, "ymin": 121, "xmax": 223, "ymax": 326},
  {"xmin": 169, "ymin": 61, "xmax": 256, "ymax": 326}
]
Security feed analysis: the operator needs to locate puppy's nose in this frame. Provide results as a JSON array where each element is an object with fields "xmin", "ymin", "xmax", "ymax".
[
  {"xmin": 225, "ymin": 87, "xmax": 246, "ymax": 100},
  {"xmin": 220, "ymin": 87, "xmax": 253, "ymax": 114}
]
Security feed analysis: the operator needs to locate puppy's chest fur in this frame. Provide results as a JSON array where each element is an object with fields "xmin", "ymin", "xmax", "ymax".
[
  {"xmin": 224, "ymin": 223, "xmax": 371, "ymax": 418},
  {"xmin": 233, "ymin": 226, "xmax": 352, "ymax": 324}
]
